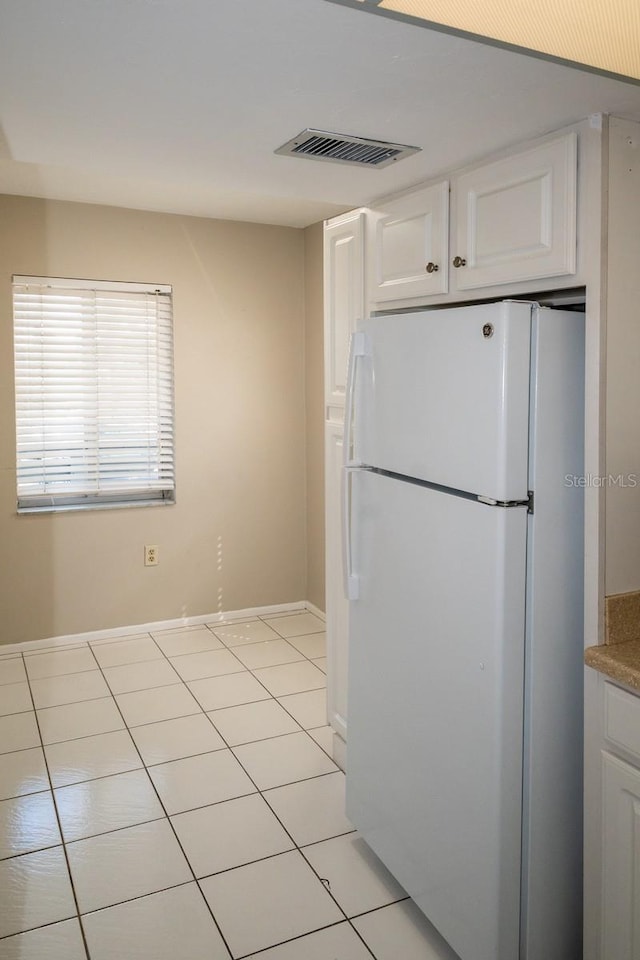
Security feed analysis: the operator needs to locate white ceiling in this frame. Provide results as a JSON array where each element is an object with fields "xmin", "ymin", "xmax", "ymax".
[{"xmin": 1, "ymin": 0, "xmax": 640, "ymax": 228}]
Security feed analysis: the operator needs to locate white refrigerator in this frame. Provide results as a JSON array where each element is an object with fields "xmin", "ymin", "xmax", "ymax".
[{"xmin": 343, "ymin": 300, "xmax": 584, "ymax": 960}]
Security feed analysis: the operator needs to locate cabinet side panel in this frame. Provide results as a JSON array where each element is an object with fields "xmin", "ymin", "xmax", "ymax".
[
  {"xmin": 605, "ymin": 118, "xmax": 640, "ymax": 595},
  {"xmin": 323, "ymin": 212, "xmax": 364, "ymax": 410},
  {"xmin": 522, "ymin": 307, "xmax": 585, "ymax": 960},
  {"xmin": 324, "ymin": 421, "xmax": 349, "ymax": 742}
]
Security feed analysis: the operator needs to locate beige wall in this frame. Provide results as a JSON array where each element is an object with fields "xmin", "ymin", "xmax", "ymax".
[
  {"xmin": 605, "ymin": 119, "xmax": 640, "ymax": 596},
  {"xmin": 0, "ymin": 195, "xmax": 320, "ymax": 644},
  {"xmin": 304, "ymin": 222, "xmax": 326, "ymax": 612}
]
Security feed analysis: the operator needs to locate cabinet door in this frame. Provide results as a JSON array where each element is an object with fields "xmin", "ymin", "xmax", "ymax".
[
  {"xmin": 367, "ymin": 181, "xmax": 449, "ymax": 303},
  {"xmin": 324, "ymin": 211, "xmax": 364, "ymax": 412},
  {"xmin": 453, "ymin": 132, "xmax": 577, "ymax": 290},
  {"xmin": 601, "ymin": 751, "xmax": 640, "ymax": 960},
  {"xmin": 325, "ymin": 420, "xmax": 349, "ymax": 743}
]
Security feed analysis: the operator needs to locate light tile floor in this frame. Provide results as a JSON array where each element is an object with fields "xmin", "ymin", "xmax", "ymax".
[{"xmin": 0, "ymin": 612, "xmax": 458, "ymax": 959}]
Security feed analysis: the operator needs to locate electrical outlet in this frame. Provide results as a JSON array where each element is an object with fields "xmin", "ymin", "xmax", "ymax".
[{"xmin": 144, "ymin": 545, "xmax": 159, "ymax": 566}]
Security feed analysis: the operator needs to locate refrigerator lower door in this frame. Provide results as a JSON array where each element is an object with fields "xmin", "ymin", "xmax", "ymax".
[{"xmin": 346, "ymin": 470, "xmax": 527, "ymax": 960}]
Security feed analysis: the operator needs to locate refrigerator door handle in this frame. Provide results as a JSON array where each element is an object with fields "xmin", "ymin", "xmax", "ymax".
[
  {"xmin": 343, "ymin": 330, "xmax": 369, "ymax": 469},
  {"xmin": 341, "ymin": 464, "xmax": 360, "ymax": 601},
  {"xmin": 342, "ymin": 330, "xmax": 369, "ymax": 602}
]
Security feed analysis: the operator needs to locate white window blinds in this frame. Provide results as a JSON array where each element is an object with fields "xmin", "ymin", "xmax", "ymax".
[{"xmin": 13, "ymin": 277, "xmax": 175, "ymax": 512}]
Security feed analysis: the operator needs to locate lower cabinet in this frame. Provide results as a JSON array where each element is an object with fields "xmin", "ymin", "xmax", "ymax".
[
  {"xmin": 324, "ymin": 420, "xmax": 349, "ymax": 756},
  {"xmin": 601, "ymin": 750, "xmax": 640, "ymax": 960},
  {"xmin": 596, "ymin": 680, "xmax": 640, "ymax": 960}
]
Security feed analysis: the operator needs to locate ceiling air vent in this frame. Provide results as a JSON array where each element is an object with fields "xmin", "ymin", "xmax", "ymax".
[{"xmin": 275, "ymin": 129, "xmax": 421, "ymax": 168}]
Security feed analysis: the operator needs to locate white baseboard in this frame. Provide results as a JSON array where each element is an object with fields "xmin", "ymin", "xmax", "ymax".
[
  {"xmin": 332, "ymin": 731, "xmax": 347, "ymax": 772},
  {"xmin": 304, "ymin": 601, "xmax": 326, "ymax": 621},
  {"xmin": 0, "ymin": 600, "xmax": 313, "ymax": 656}
]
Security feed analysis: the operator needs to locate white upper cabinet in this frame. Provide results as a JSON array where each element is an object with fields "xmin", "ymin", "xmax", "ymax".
[
  {"xmin": 323, "ymin": 210, "xmax": 364, "ymax": 412},
  {"xmin": 452, "ymin": 132, "xmax": 577, "ymax": 290},
  {"xmin": 366, "ymin": 181, "xmax": 449, "ymax": 303},
  {"xmin": 365, "ymin": 130, "xmax": 578, "ymax": 307}
]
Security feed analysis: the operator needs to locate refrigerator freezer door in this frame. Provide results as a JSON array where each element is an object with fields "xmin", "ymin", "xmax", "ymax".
[
  {"xmin": 346, "ymin": 470, "xmax": 527, "ymax": 960},
  {"xmin": 355, "ymin": 301, "xmax": 532, "ymax": 502}
]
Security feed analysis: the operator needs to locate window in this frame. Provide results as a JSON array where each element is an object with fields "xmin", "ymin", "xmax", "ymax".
[{"xmin": 13, "ymin": 276, "xmax": 175, "ymax": 512}]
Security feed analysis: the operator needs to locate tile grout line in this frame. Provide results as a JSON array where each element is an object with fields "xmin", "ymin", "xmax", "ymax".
[
  {"xmin": 233, "ymin": 919, "xmax": 375, "ymax": 960},
  {"xmin": 76, "ymin": 878, "xmax": 193, "ymax": 920},
  {"xmin": 86, "ymin": 643, "xmax": 237, "ymax": 960},
  {"xmin": 19, "ymin": 649, "xmax": 92, "ymax": 960}
]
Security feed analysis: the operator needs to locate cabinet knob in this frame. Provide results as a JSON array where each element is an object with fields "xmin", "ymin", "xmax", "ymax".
[
  {"xmin": 452, "ymin": 256, "xmax": 467, "ymax": 268},
  {"xmin": 425, "ymin": 262, "xmax": 439, "ymax": 274}
]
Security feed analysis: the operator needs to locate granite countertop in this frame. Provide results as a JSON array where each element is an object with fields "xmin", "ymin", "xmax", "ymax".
[
  {"xmin": 584, "ymin": 639, "xmax": 640, "ymax": 692},
  {"xmin": 584, "ymin": 590, "xmax": 640, "ymax": 692}
]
